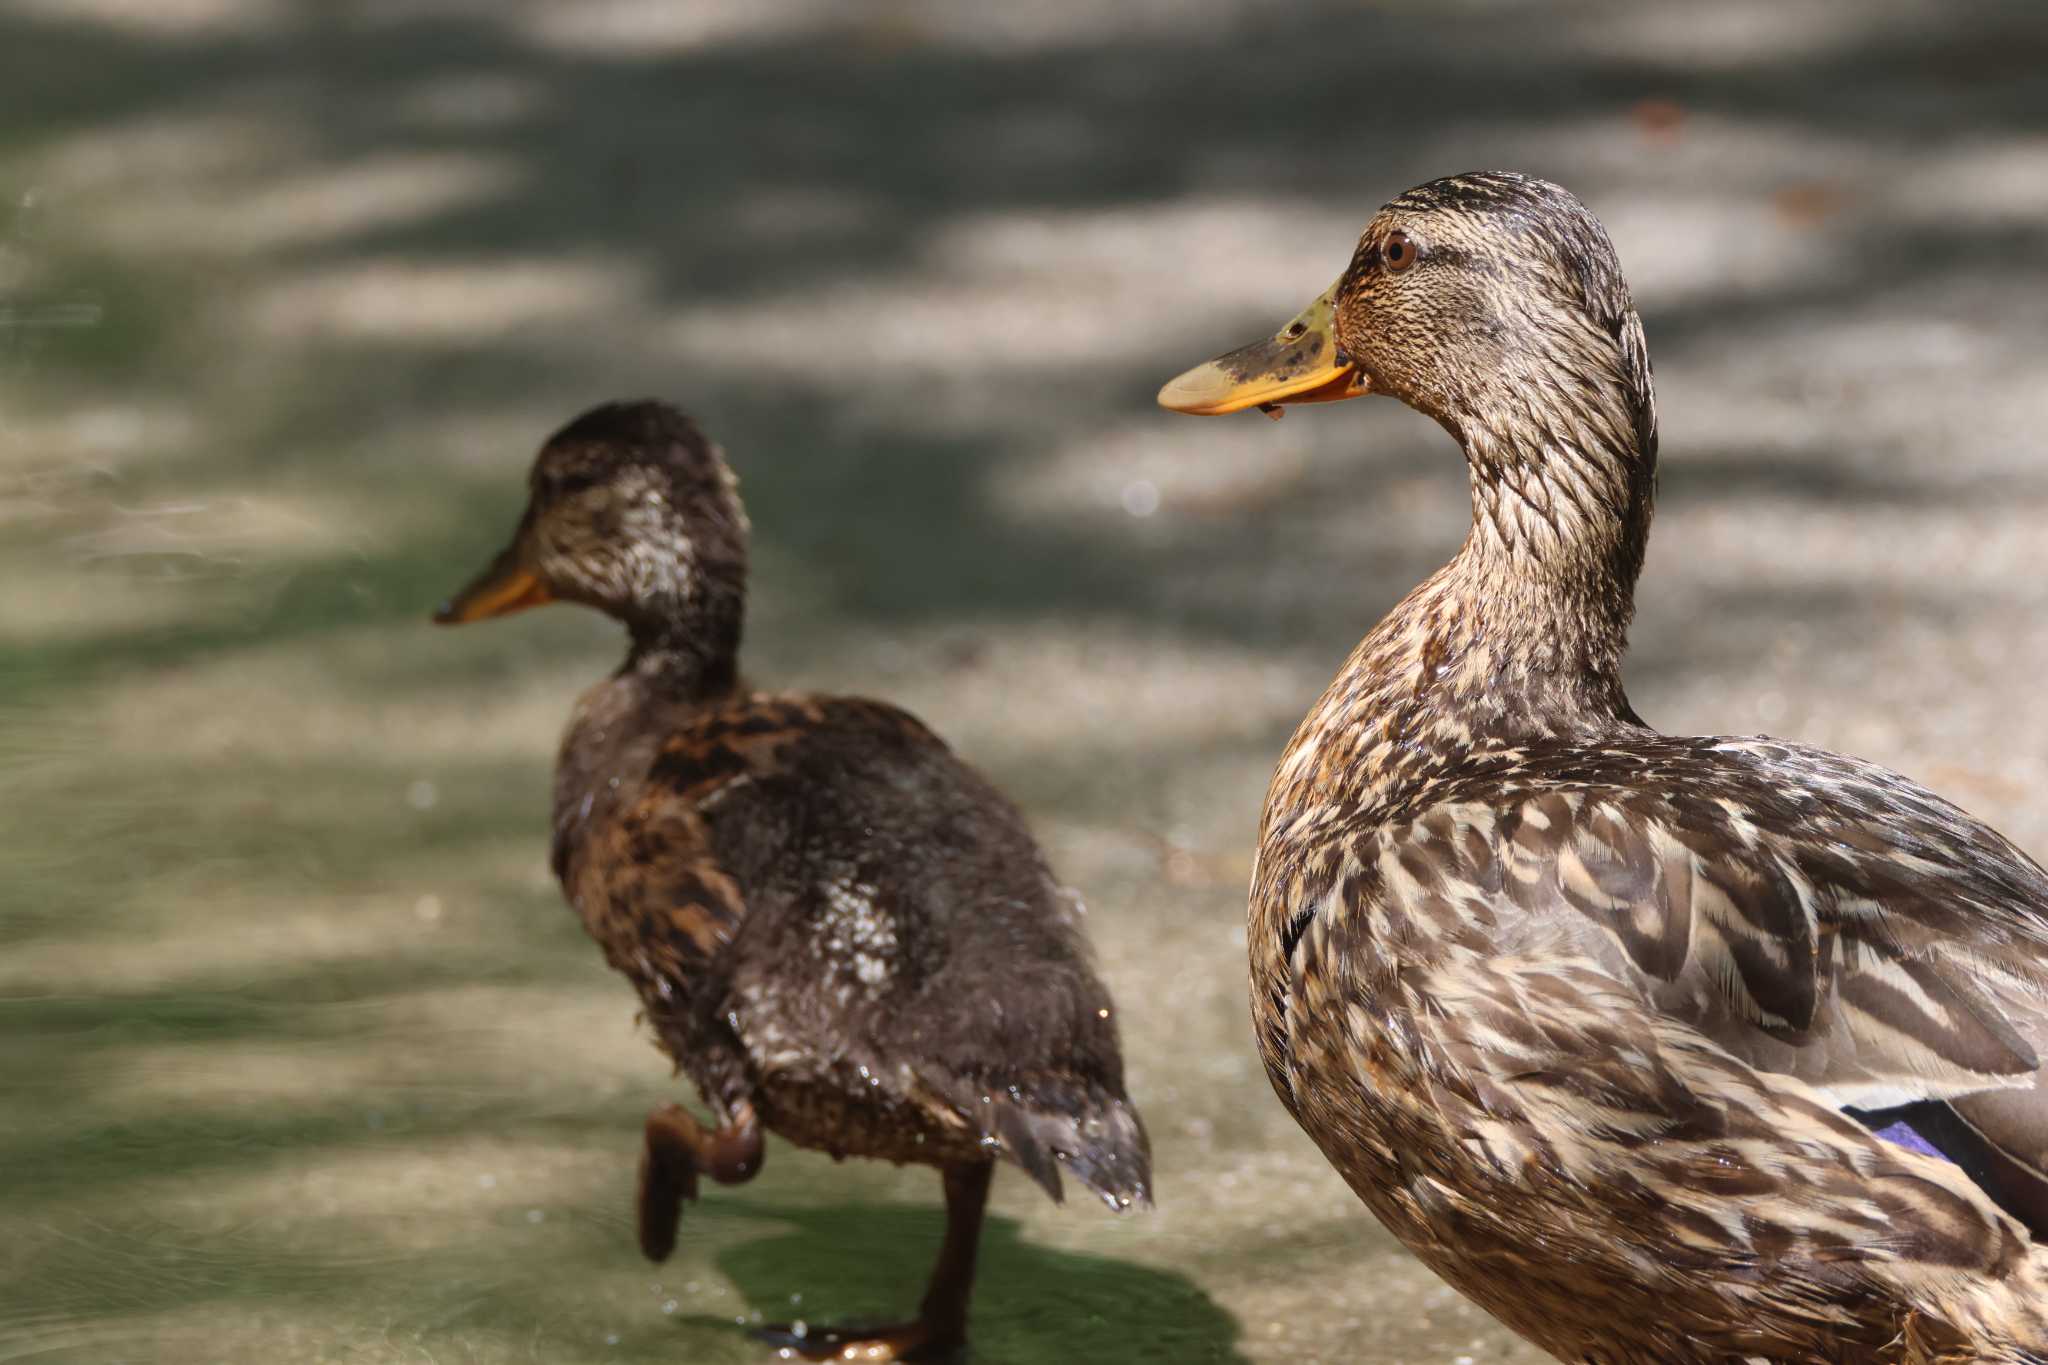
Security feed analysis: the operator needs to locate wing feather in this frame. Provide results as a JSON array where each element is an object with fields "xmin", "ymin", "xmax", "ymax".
[{"xmin": 1403, "ymin": 735, "xmax": 2048, "ymax": 1109}]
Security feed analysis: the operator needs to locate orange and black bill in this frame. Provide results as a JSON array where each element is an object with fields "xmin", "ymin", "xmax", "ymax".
[
  {"xmin": 432, "ymin": 542, "xmax": 553, "ymax": 624},
  {"xmin": 1155, "ymin": 282, "xmax": 1370, "ymax": 417}
]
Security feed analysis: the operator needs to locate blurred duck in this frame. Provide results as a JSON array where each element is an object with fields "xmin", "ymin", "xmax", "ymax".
[
  {"xmin": 435, "ymin": 401, "xmax": 1149, "ymax": 1361},
  {"xmin": 1160, "ymin": 172, "xmax": 2048, "ymax": 1363}
]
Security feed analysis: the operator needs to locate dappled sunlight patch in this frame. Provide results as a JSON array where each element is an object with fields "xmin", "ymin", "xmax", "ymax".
[
  {"xmin": 63, "ymin": 489, "xmax": 365, "ymax": 567},
  {"xmin": 0, "ymin": 401, "xmax": 195, "ymax": 485},
  {"xmin": 3, "ymin": 979, "xmax": 659, "ymax": 1202},
  {"xmin": 661, "ymin": 198, "xmax": 1359, "ymax": 387},
  {"xmin": 87, "ymin": 618, "xmax": 597, "ymax": 764},
  {"xmin": 838, "ymin": 0, "xmax": 1261, "ymax": 57},
  {"xmin": 857, "ymin": 621, "xmax": 1309, "ymax": 767},
  {"xmin": 924, "ymin": 200, "xmax": 1356, "ymax": 298},
  {"xmin": 29, "ymin": 108, "xmax": 303, "ymax": 202},
  {"xmin": 245, "ymin": 255, "xmax": 647, "ymax": 341},
  {"xmin": 1890, "ymin": 136, "xmax": 2048, "ymax": 226},
  {"xmin": 96, "ymin": 152, "xmax": 525, "ymax": 257},
  {"xmin": 1584, "ymin": 0, "xmax": 1860, "ymax": 67},
  {"xmin": 1657, "ymin": 496, "xmax": 2048, "ymax": 597},
  {"xmin": 101, "ymin": 1039, "xmax": 460, "ymax": 1123},
  {"xmin": 0, "ymin": 484, "xmax": 392, "ymax": 644},
  {"xmin": 374, "ymin": 981, "xmax": 669, "ymax": 1094},
  {"xmin": 144, "ymin": 1129, "xmax": 642, "ymax": 1230},
  {"xmin": 1219, "ymin": 1236, "xmax": 1549, "ymax": 1365},
  {"xmin": 3, "ymin": 0, "xmax": 291, "ymax": 37},
  {"xmin": 1597, "ymin": 185, "xmax": 1849, "ymax": 311},
  {"xmin": 1662, "ymin": 293, "xmax": 2045, "ymax": 473},
  {"xmin": 504, "ymin": 0, "xmax": 840, "ymax": 57},
  {"xmin": 0, "ymin": 556, "xmax": 201, "ymax": 645},
  {"xmin": 382, "ymin": 403, "xmax": 580, "ymax": 473},
  {"xmin": 0, "ymin": 895, "xmax": 433, "ymax": 996},
  {"xmin": 4, "ymin": 1137, "xmax": 735, "ymax": 1361},
  {"xmin": 989, "ymin": 413, "xmax": 1316, "ymax": 525}
]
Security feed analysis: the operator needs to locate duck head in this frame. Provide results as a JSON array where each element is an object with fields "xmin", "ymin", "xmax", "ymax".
[
  {"xmin": 433, "ymin": 400, "xmax": 750, "ymax": 666},
  {"xmin": 1158, "ymin": 171, "xmax": 1656, "ymax": 482}
]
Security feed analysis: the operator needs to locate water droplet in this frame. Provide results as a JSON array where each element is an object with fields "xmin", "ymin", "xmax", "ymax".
[
  {"xmin": 1120, "ymin": 480, "xmax": 1160, "ymax": 518},
  {"xmin": 789, "ymin": 1293, "xmax": 802, "ymax": 1306},
  {"xmin": 478, "ymin": 1173, "xmax": 497, "ymax": 1189},
  {"xmin": 1097, "ymin": 1008, "xmax": 1110, "ymax": 1018},
  {"xmin": 414, "ymin": 894, "xmax": 443, "ymax": 922},
  {"xmin": 662, "ymin": 1298, "xmax": 678, "ymax": 1315},
  {"xmin": 526, "ymin": 1208, "xmax": 545, "ymax": 1224},
  {"xmin": 791, "ymin": 1320, "xmax": 808, "ymax": 1339},
  {"xmin": 604, "ymin": 1333, "xmax": 619, "ymax": 1346},
  {"xmin": 406, "ymin": 779, "xmax": 439, "ymax": 811}
]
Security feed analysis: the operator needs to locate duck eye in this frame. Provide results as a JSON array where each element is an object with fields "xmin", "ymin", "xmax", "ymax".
[
  {"xmin": 543, "ymin": 470, "xmax": 601, "ymax": 499},
  {"xmin": 1384, "ymin": 230, "xmax": 1418, "ymax": 273}
]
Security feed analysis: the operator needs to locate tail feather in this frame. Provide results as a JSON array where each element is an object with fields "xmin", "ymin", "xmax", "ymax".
[{"xmin": 985, "ymin": 1091, "xmax": 1151, "ymax": 1212}]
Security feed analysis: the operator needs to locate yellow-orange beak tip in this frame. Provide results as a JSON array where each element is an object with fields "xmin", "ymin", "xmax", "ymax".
[
  {"xmin": 432, "ymin": 558, "xmax": 554, "ymax": 626},
  {"xmin": 1156, "ymin": 282, "xmax": 1372, "ymax": 418}
]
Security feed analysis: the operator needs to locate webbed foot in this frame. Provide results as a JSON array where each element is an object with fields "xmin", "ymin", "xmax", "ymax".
[
  {"xmin": 754, "ymin": 1319, "xmax": 961, "ymax": 1362},
  {"xmin": 748, "ymin": 1162, "xmax": 992, "ymax": 1363},
  {"xmin": 636, "ymin": 1100, "xmax": 763, "ymax": 1262}
]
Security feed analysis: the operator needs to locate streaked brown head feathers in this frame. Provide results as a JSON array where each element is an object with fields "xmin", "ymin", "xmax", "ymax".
[
  {"xmin": 1163, "ymin": 173, "xmax": 1659, "ymax": 605},
  {"xmin": 1332, "ymin": 173, "xmax": 1652, "ymax": 450},
  {"xmin": 435, "ymin": 399, "xmax": 749, "ymax": 672}
]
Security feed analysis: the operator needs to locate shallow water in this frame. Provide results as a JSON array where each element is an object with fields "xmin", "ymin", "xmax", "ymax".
[{"xmin": 6, "ymin": 1, "xmax": 2048, "ymax": 1361}]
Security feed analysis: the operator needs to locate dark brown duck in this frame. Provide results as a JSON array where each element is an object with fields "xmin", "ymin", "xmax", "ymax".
[
  {"xmin": 435, "ymin": 401, "xmax": 1149, "ymax": 1362},
  {"xmin": 1162, "ymin": 173, "xmax": 2048, "ymax": 1363}
]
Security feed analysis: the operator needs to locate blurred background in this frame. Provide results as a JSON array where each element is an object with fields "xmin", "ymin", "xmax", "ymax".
[{"xmin": 4, "ymin": 1, "xmax": 2045, "ymax": 1361}]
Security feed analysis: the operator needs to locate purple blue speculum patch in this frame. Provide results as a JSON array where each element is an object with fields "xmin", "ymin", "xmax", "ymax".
[{"xmin": 1866, "ymin": 1115, "xmax": 1946, "ymax": 1161}]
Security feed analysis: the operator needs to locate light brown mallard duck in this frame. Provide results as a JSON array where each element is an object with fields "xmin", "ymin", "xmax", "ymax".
[
  {"xmin": 434, "ymin": 402, "xmax": 1149, "ymax": 1362},
  {"xmin": 1160, "ymin": 172, "xmax": 2048, "ymax": 1363}
]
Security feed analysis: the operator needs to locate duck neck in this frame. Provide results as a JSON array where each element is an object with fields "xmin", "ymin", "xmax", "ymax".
[
  {"xmin": 1448, "ymin": 409, "xmax": 1654, "ymax": 704},
  {"xmin": 1273, "ymin": 413, "xmax": 1655, "ymax": 824},
  {"xmin": 549, "ymin": 617, "xmax": 741, "ymax": 885},
  {"xmin": 622, "ymin": 613, "xmax": 742, "ymax": 704}
]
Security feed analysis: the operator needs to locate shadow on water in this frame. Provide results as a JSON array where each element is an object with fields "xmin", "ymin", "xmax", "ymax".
[{"xmin": 704, "ymin": 1196, "xmax": 1247, "ymax": 1365}]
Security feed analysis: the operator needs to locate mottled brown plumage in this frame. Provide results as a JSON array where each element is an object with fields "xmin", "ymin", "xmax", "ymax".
[
  {"xmin": 1162, "ymin": 172, "xmax": 2048, "ymax": 1363},
  {"xmin": 435, "ymin": 401, "xmax": 1149, "ymax": 1361}
]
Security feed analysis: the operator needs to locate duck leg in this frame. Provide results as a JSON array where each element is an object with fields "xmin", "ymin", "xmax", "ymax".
[
  {"xmin": 757, "ymin": 1159, "xmax": 994, "ymax": 1363},
  {"xmin": 637, "ymin": 1099, "xmax": 763, "ymax": 1262}
]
